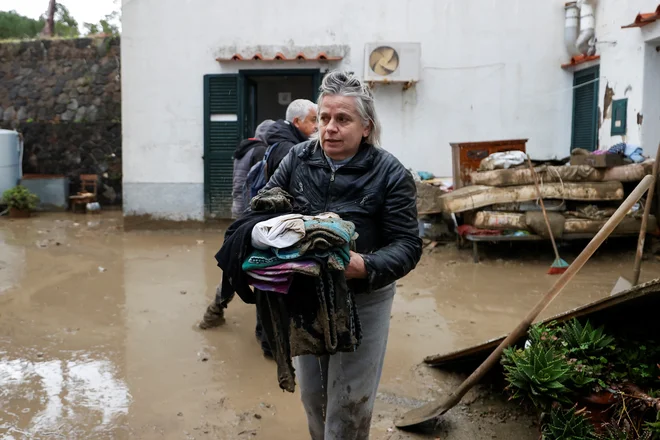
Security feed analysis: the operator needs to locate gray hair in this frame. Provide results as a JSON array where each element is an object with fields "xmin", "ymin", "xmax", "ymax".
[
  {"xmin": 317, "ymin": 70, "xmax": 381, "ymax": 146},
  {"xmin": 254, "ymin": 119, "xmax": 274, "ymax": 142},
  {"xmin": 285, "ymin": 99, "xmax": 317, "ymax": 122}
]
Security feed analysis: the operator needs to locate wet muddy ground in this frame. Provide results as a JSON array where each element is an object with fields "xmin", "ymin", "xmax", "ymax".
[{"xmin": 2, "ymin": 212, "xmax": 660, "ymax": 439}]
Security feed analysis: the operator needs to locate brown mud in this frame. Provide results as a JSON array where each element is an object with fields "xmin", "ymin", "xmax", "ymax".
[{"xmin": 2, "ymin": 212, "xmax": 659, "ymax": 439}]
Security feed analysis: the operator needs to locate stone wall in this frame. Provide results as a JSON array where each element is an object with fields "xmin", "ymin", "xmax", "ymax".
[{"xmin": 0, "ymin": 37, "xmax": 122, "ymax": 205}]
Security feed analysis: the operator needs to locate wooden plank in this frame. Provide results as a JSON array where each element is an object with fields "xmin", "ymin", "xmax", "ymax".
[
  {"xmin": 424, "ymin": 278, "xmax": 660, "ymax": 367},
  {"xmin": 565, "ymin": 216, "xmax": 658, "ymax": 234},
  {"xmin": 473, "ymin": 211, "xmax": 526, "ymax": 230},
  {"xmin": 473, "ymin": 212, "xmax": 658, "ymax": 234},
  {"xmin": 470, "ymin": 161, "xmax": 654, "ymax": 187},
  {"xmin": 440, "ymin": 181, "xmax": 624, "ymax": 214}
]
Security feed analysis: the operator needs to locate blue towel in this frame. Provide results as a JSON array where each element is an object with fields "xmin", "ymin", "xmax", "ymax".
[{"xmin": 609, "ymin": 143, "xmax": 645, "ymax": 163}]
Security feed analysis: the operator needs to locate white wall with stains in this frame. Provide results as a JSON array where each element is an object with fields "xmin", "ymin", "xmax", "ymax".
[
  {"xmin": 122, "ymin": 0, "xmax": 659, "ymax": 220},
  {"xmin": 596, "ymin": 0, "xmax": 660, "ymax": 154},
  {"xmin": 122, "ymin": 0, "xmax": 579, "ymax": 219},
  {"xmin": 642, "ymin": 35, "xmax": 660, "ymax": 155}
]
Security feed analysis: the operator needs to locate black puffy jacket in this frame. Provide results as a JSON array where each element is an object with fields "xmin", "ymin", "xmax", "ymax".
[
  {"xmin": 263, "ymin": 140, "xmax": 423, "ymax": 293},
  {"xmin": 263, "ymin": 119, "xmax": 308, "ymax": 179}
]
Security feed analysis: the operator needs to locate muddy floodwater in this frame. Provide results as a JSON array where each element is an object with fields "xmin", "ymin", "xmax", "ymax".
[{"xmin": 2, "ymin": 213, "xmax": 659, "ymax": 439}]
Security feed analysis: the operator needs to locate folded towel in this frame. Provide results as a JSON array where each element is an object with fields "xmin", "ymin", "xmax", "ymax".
[{"xmin": 251, "ymin": 214, "xmax": 306, "ymax": 250}]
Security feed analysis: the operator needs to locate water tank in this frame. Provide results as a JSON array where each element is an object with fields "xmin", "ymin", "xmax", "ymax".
[{"xmin": 0, "ymin": 129, "xmax": 21, "ymax": 197}]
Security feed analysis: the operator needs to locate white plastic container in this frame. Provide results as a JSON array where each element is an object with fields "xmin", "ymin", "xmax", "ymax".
[{"xmin": 0, "ymin": 129, "xmax": 22, "ymax": 197}]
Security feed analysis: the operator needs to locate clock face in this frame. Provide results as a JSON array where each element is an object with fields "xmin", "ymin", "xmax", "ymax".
[{"xmin": 369, "ymin": 46, "xmax": 400, "ymax": 76}]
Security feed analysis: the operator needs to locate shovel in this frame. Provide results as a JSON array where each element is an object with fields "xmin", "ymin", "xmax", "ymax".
[
  {"xmin": 611, "ymin": 142, "xmax": 660, "ymax": 296},
  {"xmin": 395, "ymin": 175, "xmax": 655, "ymax": 430}
]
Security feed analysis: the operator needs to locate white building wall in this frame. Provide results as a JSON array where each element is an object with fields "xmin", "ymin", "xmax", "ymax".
[
  {"xmin": 595, "ymin": 0, "xmax": 660, "ymax": 154},
  {"xmin": 121, "ymin": 0, "xmax": 578, "ymax": 220},
  {"xmin": 121, "ymin": 0, "xmax": 601, "ymax": 220}
]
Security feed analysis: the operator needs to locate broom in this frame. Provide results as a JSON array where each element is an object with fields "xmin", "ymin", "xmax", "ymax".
[{"xmin": 526, "ymin": 156, "xmax": 570, "ymax": 275}]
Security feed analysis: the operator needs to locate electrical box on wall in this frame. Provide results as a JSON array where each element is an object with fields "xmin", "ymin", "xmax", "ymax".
[
  {"xmin": 363, "ymin": 42, "xmax": 421, "ymax": 85},
  {"xmin": 611, "ymin": 98, "xmax": 628, "ymax": 136}
]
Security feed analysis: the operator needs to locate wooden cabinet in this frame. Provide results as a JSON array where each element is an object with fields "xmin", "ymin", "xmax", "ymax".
[{"xmin": 450, "ymin": 139, "xmax": 528, "ymax": 189}]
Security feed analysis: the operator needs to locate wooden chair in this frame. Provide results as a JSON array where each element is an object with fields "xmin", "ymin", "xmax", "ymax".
[{"xmin": 69, "ymin": 174, "xmax": 98, "ymax": 213}]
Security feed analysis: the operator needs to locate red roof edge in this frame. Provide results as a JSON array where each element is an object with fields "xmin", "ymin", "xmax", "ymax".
[
  {"xmin": 561, "ymin": 54, "xmax": 600, "ymax": 69},
  {"xmin": 622, "ymin": 4, "xmax": 660, "ymax": 28},
  {"xmin": 216, "ymin": 52, "xmax": 344, "ymax": 62}
]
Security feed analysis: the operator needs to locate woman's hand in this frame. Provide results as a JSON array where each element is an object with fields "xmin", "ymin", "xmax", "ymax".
[{"xmin": 345, "ymin": 251, "xmax": 368, "ymax": 280}]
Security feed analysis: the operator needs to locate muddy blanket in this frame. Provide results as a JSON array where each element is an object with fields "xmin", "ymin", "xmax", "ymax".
[
  {"xmin": 260, "ymin": 267, "xmax": 362, "ymax": 392},
  {"xmin": 214, "ymin": 188, "xmax": 361, "ymax": 393}
]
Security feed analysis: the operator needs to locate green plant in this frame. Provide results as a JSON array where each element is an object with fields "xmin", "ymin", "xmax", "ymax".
[
  {"xmin": 607, "ymin": 341, "xmax": 660, "ymax": 386},
  {"xmin": 528, "ymin": 322, "xmax": 561, "ymax": 348},
  {"xmin": 645, "ymin": 411, "xmax": 660, "ymax": 438},
  {"xmin": 503, "ymin": 345, "xmax": 573, "ymax": 409},
  {"xmin": 2, "ymin": 185, "xmax": 39, "ymax": 211},
  {"xmin": 542, "ymin": 405, "xmax": 597, "ymax": 440},
  {"xmin": 561, "ymin": 320, "xmax": 615, "ymax": 359},
  {"xmin": 598, "ymin": 424, "xmax": 641, "ymax": 440}
]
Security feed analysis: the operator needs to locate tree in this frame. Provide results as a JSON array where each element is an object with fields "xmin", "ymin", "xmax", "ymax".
[
  {"xmin": 40, "ymin": 0, "xmax": 56, "ymax": 37},
  {"xmin": 0, "ymin": 11, "xmax": 44, "ymax": 39},
  {"xmin": 52, "ymin": 3, "xmax": 79, "ymax": 37},
  {"xmin": 83, "ymin": 22, "xmax": 100, "ymax": 35},
  {"xmin": 83, "ymin": 2, "xmax": 120, "ymax": 37},
  {"xmin": 0, "ymin": 2, "xmax": 79, "ymax": 39}
]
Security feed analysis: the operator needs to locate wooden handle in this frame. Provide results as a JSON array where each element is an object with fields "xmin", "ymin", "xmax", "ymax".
[
  {"xmin": 632, "ymin": 143, "xmax": 660, "ymax": 285},
  {"xmin": 438, "ymin": 175, "xmax": 655, "ymax": 415},
  {"xmin": 526, "ymin": 156, "xmax": 561, "ymax": 260}
]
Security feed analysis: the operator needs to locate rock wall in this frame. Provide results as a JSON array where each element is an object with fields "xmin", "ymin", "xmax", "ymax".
[{"xmin": 0, "ymin": 37, "xmax": 122, "ymax": 205}]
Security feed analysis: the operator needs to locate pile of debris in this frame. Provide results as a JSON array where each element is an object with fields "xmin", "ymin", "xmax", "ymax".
[
  {"xmin": 413, "ymin": 170, "xmax": 454, "ymax": 242},
  {"xmin": 438, "ymin": 149, "xmax": 657, "ymax": 240}
]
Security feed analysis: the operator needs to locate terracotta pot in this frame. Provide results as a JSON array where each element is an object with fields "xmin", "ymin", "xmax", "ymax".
[{"xmin": 8, "ymin": 207, "xmax": 31, "ymax": 218}]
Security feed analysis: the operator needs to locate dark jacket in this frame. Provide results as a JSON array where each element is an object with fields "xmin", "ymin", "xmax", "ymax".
[
  {"xmin": 263, "ymin": 120, "xmax": 308, "ymax": 179},
  {"xmin": 232, "ymin": 139, "xmax": 267, "ymax": 218},
  {"xmin": 263, "ymin": 140, "xmax": 423, "ymax": 293}
]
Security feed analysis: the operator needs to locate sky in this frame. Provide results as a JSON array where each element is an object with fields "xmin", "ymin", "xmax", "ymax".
[{"xmin": 0, "ymin": 0, "xmax": 119, "ymax": 25}]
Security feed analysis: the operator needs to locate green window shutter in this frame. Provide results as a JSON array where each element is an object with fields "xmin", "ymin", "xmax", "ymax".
[
  {"xmin": 571, "ymin": 66, "xmax": 600, "ymax": 152},
  {"xmin": 611, "ymin": 98, "xmax": 628, "ymax": 136},
  {"xmin": 204, "ymin": 74, "xmax": 243, "ymax": 219}
]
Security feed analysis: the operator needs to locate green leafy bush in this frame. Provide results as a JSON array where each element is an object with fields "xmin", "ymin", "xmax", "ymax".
[
  {"xmin": 2, "ymin": 185, "xmax": 39, "ymax": 211},
  {"xmin": 502, "ymin": 345, "xmax": 573, "ymax": 409},
  {"xmin": 542, "ymin": 406, "xmax": 597, "ymax": 440},
  {"xmin": 502, "ymin": 320, "xmax": 660, "ymax": 439},
  {"xmin": 561, "ymin": 320, "xmax": 615, "ymax": 359}
]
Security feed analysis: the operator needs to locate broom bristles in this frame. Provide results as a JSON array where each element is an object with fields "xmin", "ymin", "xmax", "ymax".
[{"xmin": 547, "ymin": 257, "xmax": 570, "ymax": 275}]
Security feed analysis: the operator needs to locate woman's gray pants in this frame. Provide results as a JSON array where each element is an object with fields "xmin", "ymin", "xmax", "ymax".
[{"xmin": 293, "ymin": 283, "xmax": 396, "ymax": 440}]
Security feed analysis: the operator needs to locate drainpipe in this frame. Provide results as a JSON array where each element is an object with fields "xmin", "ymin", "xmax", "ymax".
[
  {"xmin": 576, "ymin": 0, "xmax": 597, "ymax": 56},
  {"xmin": 564, "ymin": 2, "xmax": 581, "ymax": 56}
]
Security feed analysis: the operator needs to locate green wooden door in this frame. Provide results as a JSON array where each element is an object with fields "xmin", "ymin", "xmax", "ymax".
[
  {"xmin": 571, "ymin": 66, "xmax": 600, "ymax": 152},
  {"xmin": 204, "ymin": 74, "xmax": 243, "ymax": 218}
]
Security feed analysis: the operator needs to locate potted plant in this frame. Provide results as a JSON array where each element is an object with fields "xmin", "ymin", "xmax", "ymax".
[{"xmin": 2, "ymin": 185, "xmax": 40, "ymax": 218}]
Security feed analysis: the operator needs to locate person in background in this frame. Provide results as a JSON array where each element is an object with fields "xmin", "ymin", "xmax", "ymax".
[
  {"xmin": 231, "ymin": 119, "xmax": 274, "ymax": 219},
  {"xmin": 199, "ymin": 102, "xmax": 317, "ymax": 352},
  {"xmin": 264, "ymin": 99, "xmax": 317, "ymax": 179},
  {"xmin": 262, "ymin": 71, "xmax": 422, "ymax": 439},
  {"xmin": 201, "ymin": 120, "xmax": 276, "ymax": 359}
]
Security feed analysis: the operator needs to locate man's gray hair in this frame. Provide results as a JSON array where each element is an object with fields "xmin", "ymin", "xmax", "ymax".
[
  {"xmin": 254, "ymin": 119, "xmax": 274, "ymax": 142},
  {"xmin": 317, "ymin": 70, "xmax": 381, "ymax": 146},
  {"xmin": 285, "ymin": 99, "xmax": 317, "ymax": 122}
]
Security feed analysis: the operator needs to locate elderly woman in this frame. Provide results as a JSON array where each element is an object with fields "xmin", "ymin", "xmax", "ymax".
[{"xmin": 263, "ymin": 70, "xmax": 422, "ymax": 439}]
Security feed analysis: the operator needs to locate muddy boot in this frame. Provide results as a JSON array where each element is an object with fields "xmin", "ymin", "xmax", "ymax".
[{"xmin": 198, "ymin": 303, "xmax": 226, "ymax": 329}]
